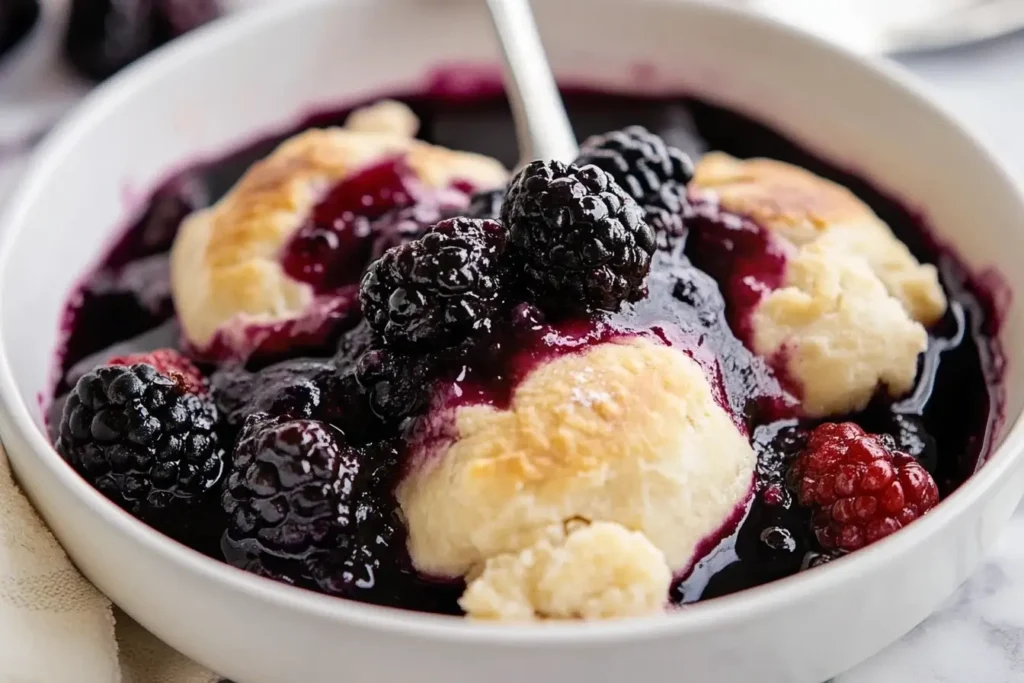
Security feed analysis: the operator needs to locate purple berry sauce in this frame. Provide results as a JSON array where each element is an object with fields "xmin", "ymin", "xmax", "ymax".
[{"xmin": 49, "ymin": 90, "xmax": 1005, "ymax": 614}]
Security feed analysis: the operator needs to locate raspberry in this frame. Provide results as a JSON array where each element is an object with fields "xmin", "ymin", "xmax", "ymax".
[
  {"xmin": 56, "ymin": 355, "xmax": 224, "ymax": 542},
  {"xmin": 359, "ymin": 217, "xmax": 508, "ymax": 349},
  {"xmin": 109, "ymin": 348, "xmax": 206, "ymax": 394},
  {"xmin": 151, "ymin": 0, "xmax": 220, "ymax": 44},
  {"xmin": 789, "ymin": 422, "xmax": 939, "ymax": 552},
  {"xmin": 575, "ymin": 126, "xmax": 693, "ymax": 242},
  {"xmin": 502, "ymin": 160, "xmax": 655, "ymax": 312}
]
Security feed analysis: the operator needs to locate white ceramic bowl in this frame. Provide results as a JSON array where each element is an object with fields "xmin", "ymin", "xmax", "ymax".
[{"xmin": 2, "ymin": 1, "xmax": 1024, "ymax": 681}]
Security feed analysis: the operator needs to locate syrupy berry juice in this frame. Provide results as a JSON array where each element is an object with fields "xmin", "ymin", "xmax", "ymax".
[{"xmin": 51, "ymin": 89, "xmax": 1005, "ymax": 612}]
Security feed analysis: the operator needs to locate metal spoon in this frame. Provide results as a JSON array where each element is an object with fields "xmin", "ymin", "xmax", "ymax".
[{"xmin": 484, "ymin": 0, "xmax": 578, "ymax": 167}]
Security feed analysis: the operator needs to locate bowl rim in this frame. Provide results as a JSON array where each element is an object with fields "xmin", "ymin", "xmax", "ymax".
[{"xmin": 1, "ymin": 0, "xmax": 1023, "ymax": 647}]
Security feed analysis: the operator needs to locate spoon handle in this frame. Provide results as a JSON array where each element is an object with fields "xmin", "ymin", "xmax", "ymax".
[{"xmin": 485, "ymin": 0, "xmax": 579, "ymax": 166}]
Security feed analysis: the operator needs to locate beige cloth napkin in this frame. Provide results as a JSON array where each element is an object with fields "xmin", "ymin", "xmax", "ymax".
[{"xmin": 0, "ymin": 445, "xmax": 221, "ymax": 683}]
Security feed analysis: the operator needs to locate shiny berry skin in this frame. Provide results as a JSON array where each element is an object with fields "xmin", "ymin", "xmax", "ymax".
[
  {"xmin": 109, "ymin": 348, "xmax": 206, "ymax": 394},
  {"xmin": 369, "ymin": 203, "xmax": 441, "ymax": 261},
  {"xmin": 502, "ymin": 160, "xmax": 655, "ymax": 313},
  {"xmin": 789, "ymin": 422, "xmax": 939, "ymax": 552},
  {"xmin": 57, "ymin": 356, "xmax": 224, "ymax": 542},
  {"xmin": 210, "ymin": 357, "xmax": 382, "ymax": 444},
  {"xmin": 575, "ymin": 126, "xmax": 693, "ymax": 242},
  {"xmin": 359, "ymin": 217, "xmax": 508, "ymax": 349},
  {"xmin": 334, "ymin": 322, "xmax": 434, "ymax": 427},
  {"xmin": 221, "ymin": 414, "xmax": 376, "ymax": 597}
]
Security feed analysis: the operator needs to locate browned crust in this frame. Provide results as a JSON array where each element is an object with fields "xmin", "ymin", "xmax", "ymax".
[
  {"xmin": 690, "ymin": 152, "xmax": 947, "ymax": 327},
  {"xmin": 691, "ymin": 151, "xmax": 870, "ymax": 234},
  {"xmin": 170, "ymin": 126, "xmax": 508, "ymax": 350}
]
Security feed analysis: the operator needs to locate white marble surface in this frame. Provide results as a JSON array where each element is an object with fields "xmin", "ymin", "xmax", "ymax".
[{"xmin": 2, "ymin": 3, "xmax": 1024, "ymax": 682}]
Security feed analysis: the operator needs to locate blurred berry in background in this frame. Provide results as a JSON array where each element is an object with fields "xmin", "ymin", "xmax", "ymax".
[
  {"xmin": 64, "ymin": 0, "xmax": 221, "ymax": 81},
  {"xmin": 0, "ymin": 0, "xmax": 40, "ymax": 61}
]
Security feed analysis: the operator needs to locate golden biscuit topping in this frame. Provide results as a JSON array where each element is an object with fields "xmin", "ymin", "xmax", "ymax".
[
  {"xmin": 692, "ymin": 152, "xmax": 947, "ymax": 326},
  {"xmin": 691, "ymin": 152, "xmax": 947, "ymax": 417},
  {"xmin": 460, "ymin": 520, "xmax": 671, "ymax": 621},
  {"xmin": 397, "ymin": 338, "xmax": 755, "ymax": 580},
  {"xmin": 752, "ymin": 243, "xmax": 928, "ymax": 416},
  {"xmin": 169, "ymin": 101, "xmax": 508, "ymax": 357}
]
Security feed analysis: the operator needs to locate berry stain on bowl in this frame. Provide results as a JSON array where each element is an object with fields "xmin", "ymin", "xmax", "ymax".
[{"xmin": 48, "ymin": 90, "xmax": 1005, "ymax": 621}]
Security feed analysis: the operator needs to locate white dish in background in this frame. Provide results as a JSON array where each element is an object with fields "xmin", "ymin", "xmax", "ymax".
[
  {"xmin": 741, "ymin": 0, "xmax": 1024, "ymax": 54},
  {"xmin": 0, "ymin": 1, "xmax": 1023, "ymax": 682}
]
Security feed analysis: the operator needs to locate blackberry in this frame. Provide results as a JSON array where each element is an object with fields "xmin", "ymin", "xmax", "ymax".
[
  {"xmin": 221, "ymin": 414, "xmax": 373, "ymax": 597},
  {"xmin": 318, "ymin": 439, "xmax": 460, "ymax": 611},
  {"xmin": 314, "ymin": 440, "xmax": 406, "ymax": 602},
  {"xmin": 576, "ymin": 126, "xmax": 694, "ymax": 205},
  {"xmin": 359, "ymin": 217, "xmax": 508, "ymax": 349},
  {"xmin": 502, "ymin": 160, "xmax": 655, "ymax": 312},
  {"xmin": 369, "ymin": 190, "xmax": 506, "ymax": 262},
  {"xmin": 334, "ymin": 320, "xmax": 378, "ymax": 370},
  {"xmin": 369, "ymin": 203, "xmax": 440, "ymax": 261},
  {"xmin": 211, "ymin": 359, "xmax": 335, "ymax": 431},
  {"xmin": 108, "ymin": 348, "xmax": 205, "ymax": 392},
  {"xmin": 64, "ymin": 0, "xmax": 221, "ymax": 81},
  {"xmin": 57, "ymin": 357, "xmax": 224, "ymax": 542},
  {"xmin": 336, "ymin": 323, "xmax": 435, "ymax": 427},
  {"xmin": 210, "ymin": 356, "xmax": 381, "ymax": 444},
  {"xmin": 576, "ymin": 126, "xmax": 694, "ymax": 242},
  {"xmin": 65, "ymin": 0, "xmax": 152, "ymax": 80},
  {"xmin": 0, "ymin": 0, "xmax": 39, "ymax": 61},
  {"xmin": 645, "ymin": 183, "xmax": 690, "ymax": 245},
  {"xmin": 352, "ymin": 347, "xmax": 434, "ymax": 425}
]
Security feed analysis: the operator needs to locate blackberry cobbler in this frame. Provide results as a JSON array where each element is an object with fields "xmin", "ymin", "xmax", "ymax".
[{"xmin": 51, "ymin": 93, "xmax": 1004, "ymax": 620}]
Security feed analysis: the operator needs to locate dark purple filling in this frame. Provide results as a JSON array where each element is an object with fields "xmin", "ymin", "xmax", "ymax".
[
  {"xmin": 50, "ymin": 90, "xmax": 1005, "ymax": 613},
  {"xmin": 685, "ymin": 197, "xmax": 789, "ymax": 346},
  {"xmin": 186, "ymin": 158, "xmax": 478, "ymax": 363},
  {"xmin": 280, "ymin": 159, "xmax": 419, "ymax": 292}
]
